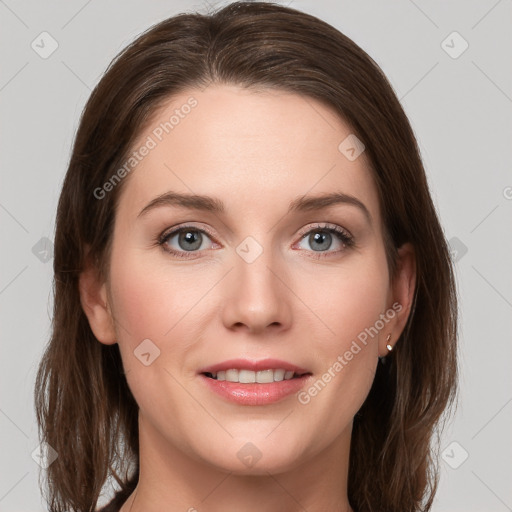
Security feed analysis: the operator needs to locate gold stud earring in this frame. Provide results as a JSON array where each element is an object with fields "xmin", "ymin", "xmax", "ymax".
[{"xmin": 386, "ymin": 333, "xmax": 393, "ymax": 352}]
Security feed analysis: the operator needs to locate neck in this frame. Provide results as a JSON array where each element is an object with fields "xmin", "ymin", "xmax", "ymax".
[{"xmin": 120, "ymin": 413, "xmax": 354, "ymax": 512}]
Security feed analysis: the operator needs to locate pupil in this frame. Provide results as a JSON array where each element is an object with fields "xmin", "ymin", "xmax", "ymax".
[
  {"xmin": 180, "ymin": 231, "xmax": 202, "ymax": 251},
  {"xmin": 311, "ymin": 231, "xmax": 331, "ymax": 251}
]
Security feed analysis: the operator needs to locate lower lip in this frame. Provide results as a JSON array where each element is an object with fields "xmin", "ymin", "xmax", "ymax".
[{"xmin": 199, "ymin": 374, "xmax": 312, "ymax": 405}]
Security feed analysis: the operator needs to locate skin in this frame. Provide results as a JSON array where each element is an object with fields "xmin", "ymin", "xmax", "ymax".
[{"xmin": 80, "ymin": 84, "xmax": 416, "ymax": 512}]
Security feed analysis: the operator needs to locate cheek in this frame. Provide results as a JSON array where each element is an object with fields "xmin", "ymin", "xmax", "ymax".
[
  {"xmin": 107, "ymin": 250, "xmax": 212, "ymax": 414},
  {"xmin": 334, "ymin": 270, "xmax": 389, "ymax": 344},
  {"xmin": 292, "ymin": 252, "xmax": 389, "ymax": 414},
  {"xmin": 294, "ymin": 253, "xmax": 390, "ymax": 350},
  {"xmin": 108, "ymin": 249, "xmax": 211, "ymax": 344}
]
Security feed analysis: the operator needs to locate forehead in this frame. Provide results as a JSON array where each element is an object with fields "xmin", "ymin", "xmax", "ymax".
[{"xmin": 117, "ymin": 84, "xmax": 380, "ymax": 224}]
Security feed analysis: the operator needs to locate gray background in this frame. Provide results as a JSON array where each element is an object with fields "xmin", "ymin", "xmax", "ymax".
[{"xmin": 1, "ymin": 0, "xmax": 511, "ymax": 510}]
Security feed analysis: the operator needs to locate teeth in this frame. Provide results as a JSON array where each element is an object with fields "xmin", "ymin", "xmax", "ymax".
[
  {"xmin": 226, "ymin": 369, "xmax": 239, "ymax": 382},
  {"xmin": 257, "ymin": 369, "xmax": 279, "ymax": 383},
  {"xmin": 208, "ymin": 369, "xmax": 299, "ymax": 383}
]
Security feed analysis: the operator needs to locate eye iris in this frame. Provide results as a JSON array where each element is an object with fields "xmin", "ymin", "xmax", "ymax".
[
  {"xmin": 179, "ymin": 230, "xmax": 202, "ymax": 251},
  {"xmin": 310, "ymin": 231, "xmax": 331, "ymax": 251}
]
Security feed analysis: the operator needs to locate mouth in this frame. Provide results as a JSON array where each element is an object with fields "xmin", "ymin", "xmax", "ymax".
[
  {"xmin": 202, "ymin": 369, "xmax": 311, "ymax": 383},
  {"xmin": 198, "ymin": 359, "xmax": 313, "ymax": 405}
]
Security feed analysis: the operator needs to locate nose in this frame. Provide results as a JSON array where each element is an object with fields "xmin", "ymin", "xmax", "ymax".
[{"xmin": 221, "ymin": 244, "xmax": 292, "ymax": 335}]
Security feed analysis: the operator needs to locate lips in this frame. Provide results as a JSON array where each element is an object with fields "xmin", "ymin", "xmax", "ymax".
[
  {"xmin": 198, "ymin": 358, "xmax": 313, "ymax": 405},
  {"xmin": 198, "ymin": 358, "xmax": 310, "ymax": 375},
  {"xmin": 199, "ymin": 371, "xmax": 313, "ymax": 405}
]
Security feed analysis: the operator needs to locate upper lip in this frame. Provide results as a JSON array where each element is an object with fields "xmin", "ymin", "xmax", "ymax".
[{"xmin": 198, "ymin": 358, "xmax": 310, "ymax": 375}]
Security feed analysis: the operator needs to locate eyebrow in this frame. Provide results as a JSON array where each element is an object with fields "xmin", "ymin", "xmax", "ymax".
[{"xmin": 137, "ymin": 191, "xmax": 372, "ymax": 224}]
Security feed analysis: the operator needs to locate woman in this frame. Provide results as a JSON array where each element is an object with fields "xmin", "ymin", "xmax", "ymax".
[{"xmin": 34, "ymin": 2, "xmax": 458, "ymax": 511}]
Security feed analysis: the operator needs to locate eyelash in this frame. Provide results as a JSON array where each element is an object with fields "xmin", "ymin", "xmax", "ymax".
[{"xmin": 157, "ymin": 222, "xmax": 355, "ymax": 260}]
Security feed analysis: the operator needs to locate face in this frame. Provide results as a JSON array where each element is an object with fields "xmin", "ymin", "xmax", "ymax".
[{"xmin": 82, "ymin": 84, "xmax": 414, "ymax": 475}]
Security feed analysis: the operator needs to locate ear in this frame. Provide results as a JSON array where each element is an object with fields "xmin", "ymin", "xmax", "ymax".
[
  {"xmin": 78, "ymin": 247, "xmax": 117, "ymax": 345},
  {"xmin": 379, "ymin": 242, "xmax": 416, "ymax": 356}
]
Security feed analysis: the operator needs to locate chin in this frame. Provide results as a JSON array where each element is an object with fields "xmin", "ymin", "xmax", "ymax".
[{"xmin": 196, "ymin": 437, "xmax": 308, "ymax": 475}]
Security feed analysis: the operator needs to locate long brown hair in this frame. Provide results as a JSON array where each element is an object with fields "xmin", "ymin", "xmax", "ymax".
[{"xmin": 34, "ymin": 2, "xmax": 458, "ymax": 511}]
